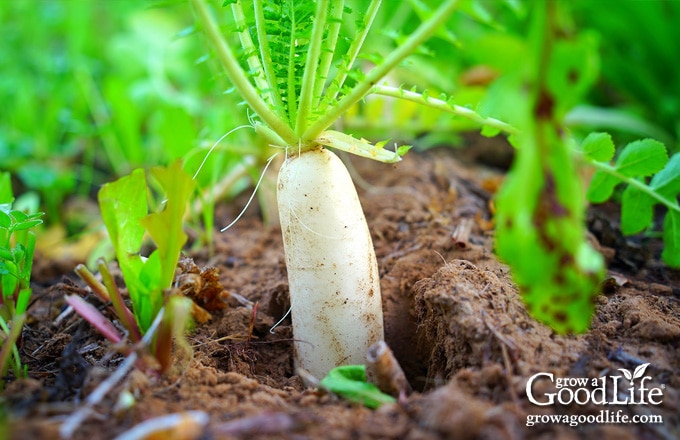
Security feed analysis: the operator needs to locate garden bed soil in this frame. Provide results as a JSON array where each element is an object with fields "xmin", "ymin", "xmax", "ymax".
[{"xmin": 3, "ymin": 138, "xmax": 679, "ymax": 439}]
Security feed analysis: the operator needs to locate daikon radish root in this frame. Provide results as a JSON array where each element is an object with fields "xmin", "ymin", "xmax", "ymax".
[{"xmin": 277, "ymin": 147, "xmax": 383, "ymax": 379}]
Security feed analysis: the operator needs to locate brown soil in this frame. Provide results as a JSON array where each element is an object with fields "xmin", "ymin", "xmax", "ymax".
[{"xmin": 3, "ymin": 139, "xmax": 679, "ymax": 439}]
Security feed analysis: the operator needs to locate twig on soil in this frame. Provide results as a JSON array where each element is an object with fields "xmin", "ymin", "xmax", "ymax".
[
  {"xmin": 451, "ymin": 218, "xmax": 473, "ymax": 248},
  {"xmin": 213, "ymin": 411, "xmax": 316, "ymax": 436},
  {"xmin": 59, "ymin": 308, "xmax": 165, "ymax": 439},
  {"xmin": 113, "ymin": 411, "xmax": 209, "ymax": 440},
  {"xmin": 366, "ymin": 340, "xmax": 412, "ymax": 398}
]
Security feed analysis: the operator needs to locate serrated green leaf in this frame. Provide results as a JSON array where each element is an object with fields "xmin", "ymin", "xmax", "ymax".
[
  {"xmin": 586, "ymin": 170, "xmax": 620, "ymax": 203},
  {"xmin": 650, "ymin": 153, "xmax": 680, "ymax": 198},
  {"xmin": 662, "ymin": 210, "xmax": 680, "ymax": 267},
  {"xmin": 316, "ymin": 131, "xmax": 402, "ymax": 163},
  {"xmin": 620, "ymin": 186, "xmax": 654, "ymax": 235},
  {"xmin": 98, "ymin": 169, "xmax": 147, "ymax": 263},
  {"xmin": 320, "ymin": 365, "xmax": 396, "ymax": 409},
  {"xmin": 616, "ymin": 139, "xmax": 668, "ymax": 177},
  {"xmin": 140, "ymin": 161, "xmax": 194, "ymax": 290},
  {"xmin": 581, "ymin": 132, "xmax": 615, "ymax": 162},
  {"xmin": 396, "ymin": 145, "xmax": 412, "ymax": 157}
]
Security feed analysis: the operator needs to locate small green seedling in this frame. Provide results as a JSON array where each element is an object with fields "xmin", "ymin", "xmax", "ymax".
[
  {"xmin": 320, "ymin": 365, "xmax": 395, "ymax": 409},
  {"xmin": 582, "ymin": 134, "xmax": 680, "ymax": 267},
  {"xmin": 0, "ymin": 172, "xmax": 43, "ymax": 387},
  {"xmin": 70, "ymin": 161, "xmax": 194, "ymax": 373}
]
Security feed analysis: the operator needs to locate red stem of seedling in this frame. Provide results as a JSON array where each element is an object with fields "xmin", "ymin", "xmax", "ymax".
[
  {"xmin": 96, "ymin": 259, "xmax": 142, "ymax": 343},
  {"xmin": 64, "ymin": 295, "xmax": 123, "ymax": 344}
]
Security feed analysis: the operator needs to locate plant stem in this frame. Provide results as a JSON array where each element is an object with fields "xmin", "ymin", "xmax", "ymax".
[
  {"xmin": 302, "ymin": 0, "xmax": 461, "ymax": 142},
  {"xmin": 191, "ymin": 0, "xmax": 298, "ymax": 145},
  {"xmin": 253, "ymin": 0, "xmax": 286, "ymax": 120},
  {"xmin": 0, "ymin": 313, "xmax": 25, "ymax": 385},
  {"xmin": 285, "ymin": 2, "xmax": 299, "ymax": 121},
  {"xmin": 584, "ymin": 159, "xmax": 680, "ymax": 214},
  {"xmin": 230, "ymin": 1, "xmax": 277, "ymax": 112},
  {"xmin": 372, "ymin": 85, "xmax": 520, "ymax": 135},
  {"xmin": 328, "ymin": 0, "xmax": 382, "ymax": 104},
  {"xmin": 97, "ymin": 259, "xmax": 142, "ymax": 343},
  {"xmin": 312, "ymin": 0, "xmax": 345, "ymax": 109},
  {"xmin": 295, "ymin": 0, "xmax": 331, "ymax": 134}
]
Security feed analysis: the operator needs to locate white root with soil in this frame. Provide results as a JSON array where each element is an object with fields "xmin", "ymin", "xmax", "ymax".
[{"xmin": 277, "ymin": 147, "xmax": 383, "ymax": 379}]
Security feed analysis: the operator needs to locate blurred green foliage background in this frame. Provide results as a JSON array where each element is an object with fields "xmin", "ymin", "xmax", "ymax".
[{"xmin": 0, "ymin": 0, "xmax": 676, "ymax": 240}]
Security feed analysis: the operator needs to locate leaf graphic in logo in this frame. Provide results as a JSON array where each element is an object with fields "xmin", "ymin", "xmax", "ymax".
[
  {"xmin": 618, "ymin": 368, "xmax": 633, "ymax": 382},
  {"xmin": 632, "ymin": 363, "xmax": 650, "ymax": 380}
]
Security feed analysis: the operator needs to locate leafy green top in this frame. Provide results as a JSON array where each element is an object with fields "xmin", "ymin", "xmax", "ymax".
[{"xmin": 193, "ymin": 0, "xmax": 462, "ymax": 160}]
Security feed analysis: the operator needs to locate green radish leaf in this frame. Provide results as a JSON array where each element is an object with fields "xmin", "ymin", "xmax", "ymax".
[
  {"xmin": 98, "ymin": 169, "xmax": 150, "ymax": 329},
  {"xmin": 615, "ymin": 139, "xmax": 668, "ymax": 177},
  {"xmin": 98, "ymin": 169, "xmax": 147, "ymax": 266},
  {"xmin": 140, "ymin": 161, "xmax": 195, "ymax": 290},
  {"xmin": 316, "ymin": 131, "xmax": 402, "ymax": 163},
  {"xmin": 320, "ymin": 365, "xmax": 396, "ymax": 409},
  {"xmin": 581, "ymin": 132, "xmax": 615, "ymax": 162},
  {"xmin": 620, "ymin": 186, "xmax": 654, "ymax": 235},
  {"xmin": 547, "ymin": 34, "xmax": 599, "ymax": 117}
]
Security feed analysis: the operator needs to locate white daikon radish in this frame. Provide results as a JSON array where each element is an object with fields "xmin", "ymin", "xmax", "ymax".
[{"xmin": 277, "ymin": 147, "xmax": 383, "ymax": 379}]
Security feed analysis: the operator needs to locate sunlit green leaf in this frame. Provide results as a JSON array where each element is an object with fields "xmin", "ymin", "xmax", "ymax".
[
  {"xmin": 581, "ymin": 132, "xmax": 615, "ymax": 162},
  {"xmin": 140, "ymin": 161, "xmax": 195, "ymax": 290},
  {"xmin": 320, "ymin": 365, "xmax": 396, "ymax": 409},
  {"xmin": 615, "ymin": 139, "xmax": 668, "ymax": 177},
  {"xmin": 620, "ymin": 186, "xmax": 654, "ymax": 235},
  {"xmin": 98, "ymin": 169, "xmax": 147, "ymax": 265},
  {"xmin": 586, "ymin": 170, "xmax": 620, "ymax": 203}
]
